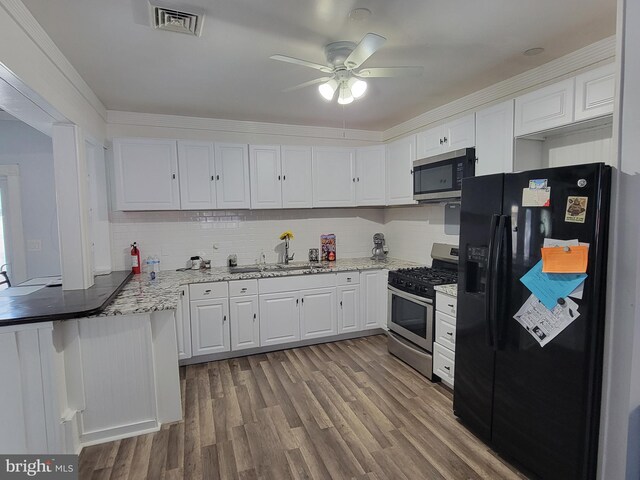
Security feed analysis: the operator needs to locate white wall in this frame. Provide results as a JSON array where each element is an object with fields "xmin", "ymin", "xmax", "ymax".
[
  {"xmin": 0, "ymin": 116, "xmax": 60, "ymax": 278},
  {"xmin": 598, "ymin": 0, "xmax": 640, "ymax": 478},
  {"xmin": 110, "ymin": 208, "xmax": 386, "ymax": 271},
  {"xmin": 383, "ymin": 205, "xmax": 458, "ymax": 265},
  {"xmin": 544, "ymin": 125, "xmax": 614, "ymax": 168}
]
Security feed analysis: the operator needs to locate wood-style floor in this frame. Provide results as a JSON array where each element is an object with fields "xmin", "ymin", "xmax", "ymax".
[{"xmin": 78, "ymin": 335, "xmax": 526, "ymax": 480}]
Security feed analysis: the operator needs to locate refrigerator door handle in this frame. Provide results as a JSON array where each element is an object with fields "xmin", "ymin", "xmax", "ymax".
[
  {"xmin": 491, "ymin": 215, "xmax": 508, "ymax": 349},
  {"xmin": 494, "ymin": 215, "xmax": 512, "ymax": 349},
  {"xmin": 485, "ymin": 214, "xmax": 500, "ymax": 347}
]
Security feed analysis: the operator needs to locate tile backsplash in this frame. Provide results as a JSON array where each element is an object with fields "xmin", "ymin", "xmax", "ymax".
[{"xmin": 110, "ymin": 208, "xmax": 387, "ymax": 270}]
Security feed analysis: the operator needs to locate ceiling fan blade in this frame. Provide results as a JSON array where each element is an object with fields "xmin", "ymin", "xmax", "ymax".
[
  {"xmin": 356, "ymin": 66, "xmax": 424, "ymax": 78},
  {"xmin": 270, "ymin": 55, "xmax": 333, "ymax": 73},
  {"xmin": 344, "ymin": 33, "xmax": 386, "ymax": 69},
  {"xmin": 282, "ymin": 77, "xmax": 332, "ymax": 92}
]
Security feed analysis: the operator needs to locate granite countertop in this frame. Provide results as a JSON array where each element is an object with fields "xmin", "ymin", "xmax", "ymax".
[
  {"xmin": 100, "ymin": 257, "xmax": 419, "ymax": 317},
  {"xmin": 0, "ymin": 271, "xmax": 132, "ymax": 327},
  {"xmin": 434, "ymin": 284, "xmax": 458, "ymax": 297}
]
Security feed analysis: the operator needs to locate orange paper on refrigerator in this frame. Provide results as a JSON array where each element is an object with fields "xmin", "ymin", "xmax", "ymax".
[{"xmin": 541, "ymin": 245, "xmax": 589, "ymax": 273}]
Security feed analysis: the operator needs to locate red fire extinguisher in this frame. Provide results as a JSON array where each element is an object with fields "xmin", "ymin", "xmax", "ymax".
[{"xmin": 131, "ymin": 242, "xmax": 141, "ymax": 274}]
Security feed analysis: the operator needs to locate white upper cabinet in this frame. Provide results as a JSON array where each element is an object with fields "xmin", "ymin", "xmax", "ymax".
[
  {"xmin": 214, "ymin": 143, "xmax": 251, "ymax": 209},
  {"xmin": 113, "ymin": 138, "xmax": 180, "ymax": 211},
  {"xmin": 312, "ymin": 147, "xmax": 356, "ymax": 207},
  {"xmin": 281, "ymin": 146, "xmax": 313, "ymax": 208},
  {"xmin": 177, "ymin": 141, "xmax": 216, "ymax": 210},
  {"xmin": 514, "ymin": 78, "xmax": 575, "ymax": 136},
  {"xmin": 475, "ymin": 100, "xmax": 515, "ymax": 176},
  {"xmin": 355, "ymin": 145, "xmax": 386, "ymax": 206},
  {"xmin": 574, "ymin": 63, "xmax": 616, "ymax": 122},
  {"xmin": 386, "ymin": 135, "xmax": 416, "ymax": 205},
  {"xmin": 250, "ymin": 145, "xmax": 282, "ymax": 209},
  {"xmin": 416, "ymin": 114, "xmax": 475, "ymax": 159}
]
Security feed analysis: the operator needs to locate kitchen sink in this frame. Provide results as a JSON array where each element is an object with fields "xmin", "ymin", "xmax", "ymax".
[{"xmin": 229, "ymin": 263, "xmax": 319, "ymax": 274}]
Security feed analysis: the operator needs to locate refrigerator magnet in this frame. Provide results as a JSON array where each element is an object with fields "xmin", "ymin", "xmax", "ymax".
[
  {"xmin": 565, "ymin": 196, "xmax": 588, "ymax": 223},
  {"xmin": 529, "ymin": 179, "xmax": 548, "ymax": 189},
  {"xmin": 522, "ymin": 187, "xmax": 551, "ymax": 207}
]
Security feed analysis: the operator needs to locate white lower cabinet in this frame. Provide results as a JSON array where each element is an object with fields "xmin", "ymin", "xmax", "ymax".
[
  {"xmin": 230, "ymin": 295, "xmax": 260, "ymax": 351},
  {"xmin": 300, "ymin": 287, "xmax": 337, "ymax": 339},
  {"xmin": 361, "ymin": 269, "xmax": 388, "ymax": 329},
  {"xmin": 190, "ymin": 298, "xmax": 230, "ymax": 356},
  {"xmin": 176, "ymin": 286, "xmax": 192, "ymax": 360},
  {"xmin": 338, "ymin": 284, "xmax": 361, "ymax": 333},
  {"xmin": 259, "ymin": 291, "xmax": 301, "ymax": 346},
  {"xmin": 434, "ymin": 290, "xmax": 457, "ymax": 388}
]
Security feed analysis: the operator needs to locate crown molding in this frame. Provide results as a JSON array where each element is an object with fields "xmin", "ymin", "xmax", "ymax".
[
  {"xmin": 383, "ymin": 36, "xmax": 617, "ymax": 141},
  {"xmin": 106, "ymin": 110, "xmax": 384, "ymax": 143},
  {"xmin": 0, "ymin": 0, "xmax": 107, "ymax": 121}
]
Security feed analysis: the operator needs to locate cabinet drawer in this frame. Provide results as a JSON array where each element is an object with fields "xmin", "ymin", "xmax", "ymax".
[
  {"xmin": 435, "ymin": 311, "xmax": 456, "ymax": 351},
  {"xmin": 336, "ymin": 271, "xmax": 359, "ymax": 286},
  {"xmin": 433, "ymin": 343, "xmax": 455, "ymax": 387},
  {"xmin": 189, "ymin": 282, "xmax": 228, "ymax": 300},
  {"xmin": 229, "ymin": 279, "xmax": 258, "ymax": 297},
  {"xmin": 436, "ymin": 292, "xmax": 457, "ymax": 317}
]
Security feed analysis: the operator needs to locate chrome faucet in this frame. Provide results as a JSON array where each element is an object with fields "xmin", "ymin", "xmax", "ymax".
[{"xmin": 284, "ymin": 238, "xmax": 295, "ymax": 264}]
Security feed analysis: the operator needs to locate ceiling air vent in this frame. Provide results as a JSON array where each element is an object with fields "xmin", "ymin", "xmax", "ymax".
[{"xmin": 150, "ymin": 3, "xmax": 204, "ymax": 36}]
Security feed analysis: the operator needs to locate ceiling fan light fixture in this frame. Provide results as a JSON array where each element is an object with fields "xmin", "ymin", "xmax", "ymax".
[
  {"xmin": 318, "ymin": 78, "xmax": 338, "ymax": 101},
  {"xmin": 337, "ymin": 83, "xmax": 354, "ymax": 105},
  {"xmin": 348, "ymin": 77, "xmax": 367, "ymax": 98}
]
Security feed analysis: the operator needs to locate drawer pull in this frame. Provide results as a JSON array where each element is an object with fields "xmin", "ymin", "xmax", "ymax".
[
  {"xmin": 241, "ymin": 287, "xmax": 247, "ymax": 292},
  {"xmin": 446, "ymin": 331, "xmax": 453, "ymax": 336},
  {"xmin": 204, "ymin": 289, "xmax": 211, "ymax": 294},
  {"xmin": 447, "ymin": 303, "xmax": 454, "ymax": 308},
  {"xmin": 444, "ymin": 366, "xmax": 451, "ymax": 371}
]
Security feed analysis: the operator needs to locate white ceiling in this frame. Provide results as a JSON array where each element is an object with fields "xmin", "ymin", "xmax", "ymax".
[{"xmin": 22, "ymin": 0, "xmax": 616, "ymax": 131}]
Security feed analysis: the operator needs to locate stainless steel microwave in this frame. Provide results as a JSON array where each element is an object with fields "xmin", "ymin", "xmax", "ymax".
[{"xmin": 413, "ymin": 148, "xmax": 476, "ymax": 202}]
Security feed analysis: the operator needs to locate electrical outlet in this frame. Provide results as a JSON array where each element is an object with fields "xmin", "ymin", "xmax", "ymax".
[{"xmin": 27, "ymin": 239, "xmax": 42, "ymax": 252}]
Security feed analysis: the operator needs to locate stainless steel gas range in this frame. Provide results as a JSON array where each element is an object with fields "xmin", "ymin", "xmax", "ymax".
[{"xmin": 387, "ymin": 243, "xmax": 458, "ymax": 379}]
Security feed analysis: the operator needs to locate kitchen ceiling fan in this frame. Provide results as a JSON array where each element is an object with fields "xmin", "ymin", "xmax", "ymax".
[{"xmin": 270, "ymin": 33, "xmax": 423, "ymax": 105}]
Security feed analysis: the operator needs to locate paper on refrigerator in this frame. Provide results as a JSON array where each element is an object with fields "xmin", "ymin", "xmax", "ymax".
[
  {"xmin": 542, "ymin": 239, "xmax": 588, "ymax": 299},
  {"xmin": 513, "ymin": 294, "xmax": 580, "ymax": 347}
]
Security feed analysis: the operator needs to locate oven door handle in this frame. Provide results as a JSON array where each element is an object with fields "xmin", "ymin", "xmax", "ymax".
[{"xmin": 387, "ymin": 285, "xmax": 433, "ymax": 307}]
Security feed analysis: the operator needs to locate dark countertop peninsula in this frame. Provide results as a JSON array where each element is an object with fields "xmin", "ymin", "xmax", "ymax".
[{"xmin": 0, "ymin": 271, "xmax": 132, "ymax": 327}]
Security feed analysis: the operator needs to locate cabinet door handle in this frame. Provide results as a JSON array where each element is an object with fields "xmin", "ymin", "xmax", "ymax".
[
  {"xmin": 439, "ymin": 138, "xmax": 443, "ymax": 145},
  {"xmin": 410, "ymin": 169, "xmax": 413, "ymax": 175},
  {"xmin": 278, "ymin": 175, "xmax": 281, "ymax": 180},
  {"xmin": 301, "ymin": 298, "xmax": 304, "ymax": 304},
  {"xmin": 443, "ymin": 136, "xmax": 448, "ymax": 144},
  {"xmin": 181, "ymin": 290, "xmax": 185, "ymax": 296},
  {"xmin": 357, "ymin": 177, "xmax": 360, "ymax": 182},
  {"xmin": 216, "ymin": 174, "xmax": 220, "ymax": 180},
  {"xmin": 296, "ymin": 298, "xmax": 299, "ymax": 305},
  {"xmin": 253, "ymin": 313, "xmax": 256, "ymax": 321},
  {"xmin": 353, "ymin": 178, "xmax": 356, "ymax": 182},
  {"xmin": 283, "ymin": 175, "xmax": 286, "ymax": 180},
  {"xmin": 223, "ymin": 315, "xmax": 227, "ymax": 322},
  {"xmin": 340, "ymin": 300, "xmax": 343, "ymax": 308},
  {"xmin": 172, "ymin": 173, "xmax": 176, "ymax": 179}
]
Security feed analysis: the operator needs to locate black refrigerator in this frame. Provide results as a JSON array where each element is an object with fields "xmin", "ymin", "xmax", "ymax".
[{"xmin": 454, "ymin": 163, "xmax": 611, "ymax": 480}]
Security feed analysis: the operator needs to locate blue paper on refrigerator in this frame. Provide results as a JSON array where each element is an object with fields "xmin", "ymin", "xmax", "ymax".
[{"xmin": 520, "ymin": 260, "xmax": 587, "ymax": 310}]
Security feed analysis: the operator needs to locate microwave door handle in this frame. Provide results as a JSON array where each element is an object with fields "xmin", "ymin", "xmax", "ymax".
[{"xmin": 485, "ymin": 214, "xmax": 499, "ymax": 348}]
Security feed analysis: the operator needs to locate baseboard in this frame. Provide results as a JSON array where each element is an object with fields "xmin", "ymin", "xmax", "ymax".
[
  {"xmin": 79, "ymin": 419, "xmax": 159, "ymax": 448},
  {"xmin": 179, "ymin": 328, "xmax": 386, "ymax": 366}
]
